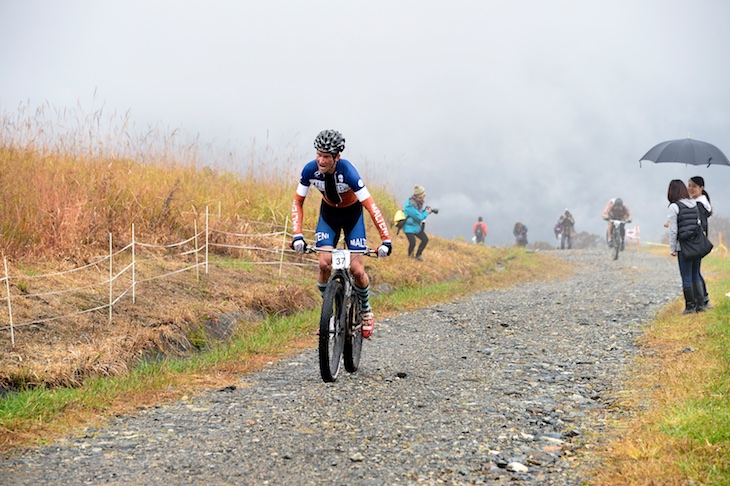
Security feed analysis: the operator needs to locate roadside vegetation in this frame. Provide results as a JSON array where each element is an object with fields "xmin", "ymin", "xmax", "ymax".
[{"xmin": 594, "ymin": 251, "xmax": 730, "ymax": 485}]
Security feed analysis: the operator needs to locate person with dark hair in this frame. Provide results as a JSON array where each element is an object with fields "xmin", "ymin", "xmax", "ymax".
[
  {"xmin": 557, "ymin": 209, "xmax": 575, "ymax": 249},
  {"xmin": 513, "ymin": 222, "xmax": 528, "ymax": 247},
  {"xmin": 403, "ymin": 184, "xmax": 433, "ymax": 260},
  {"xmin": 290, "ymin": 130, "xmax": 392, "ymax": 338},
  {"xmin": 667, "ymin": 179, "xmax": 704, "ymax": 314},
  {"xmin": 473, "ymin": 216, "xmax": 488, "ymax": 244},
  {"xmin": 688, "ymin": 176, "xmax": 713, "ymax": 308}
]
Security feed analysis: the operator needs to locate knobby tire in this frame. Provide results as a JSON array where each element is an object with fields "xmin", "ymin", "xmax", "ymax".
[
  {"xmin": 319, "ymin": 278, "xmax": 346, "ymax": 382},
  {"xmin": 344, "ymin": 291, "xmax": 363, "ymax": 373}
]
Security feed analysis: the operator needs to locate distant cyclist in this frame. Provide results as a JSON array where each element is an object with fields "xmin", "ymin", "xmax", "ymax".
[
  {"xmin": 601, "ymin": 198, "xmax": 632, "ymax": 250},
  {"xmin": 290, "ymin": 130, "xmax": 392, "ymax": 338}
]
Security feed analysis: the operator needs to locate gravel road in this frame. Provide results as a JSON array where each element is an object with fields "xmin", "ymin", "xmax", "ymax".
[{"xmin": 0, "ymin": 248, "xmax": 679, "ymax": 485}]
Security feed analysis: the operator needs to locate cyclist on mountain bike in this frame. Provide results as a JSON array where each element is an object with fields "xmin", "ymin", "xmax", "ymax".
[
  {"xmin": 601, "ymin": 198, "xmax": 632, "ymax": 250},
  {"xmin": 290, "ymin": 130, "xmax": 392, "ymax": 338}
]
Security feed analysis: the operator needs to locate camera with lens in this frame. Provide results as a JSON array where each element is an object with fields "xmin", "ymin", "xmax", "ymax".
[{"xmin": 425, "ymin": 206, "xmax": 439, "ymax": 214}]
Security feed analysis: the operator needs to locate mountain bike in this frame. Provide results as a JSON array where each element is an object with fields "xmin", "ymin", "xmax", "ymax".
[
  {"xmin": 606, "ymin": 219, "xmax": 629, "ymax": 260},
  {"xmin": 308, "ymin": 247, "xmax": 375, "ymax": 382}
]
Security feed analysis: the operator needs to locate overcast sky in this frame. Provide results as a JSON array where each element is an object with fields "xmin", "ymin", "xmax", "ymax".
[{"xmin": 2, "ymin": 0, "xmax": 730, "ymax": 246}]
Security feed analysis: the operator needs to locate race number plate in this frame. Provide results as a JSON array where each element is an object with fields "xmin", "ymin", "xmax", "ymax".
[{"xmin": 331, "ymin": 249, "xmax": 350, "ymax": 270}]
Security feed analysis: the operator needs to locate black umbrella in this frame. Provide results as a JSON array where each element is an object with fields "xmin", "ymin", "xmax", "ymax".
[{"xmin": 639, "ymin": 138, "xmax": 730, "ymax": 168}]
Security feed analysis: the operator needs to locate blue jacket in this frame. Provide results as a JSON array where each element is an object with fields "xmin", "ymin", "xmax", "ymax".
[{"xmin": 403, "ymin": 197, "xmax": 428, "ymax": 234}]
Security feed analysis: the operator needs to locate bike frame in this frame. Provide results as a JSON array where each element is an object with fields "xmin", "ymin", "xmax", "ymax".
[
  {"xmin": 309, "ymin": 246, "xmax": 374, "ymax": 382},
  {"xmin": 608, "ymin": 219, "xmax": 627, "ymax": 260}
]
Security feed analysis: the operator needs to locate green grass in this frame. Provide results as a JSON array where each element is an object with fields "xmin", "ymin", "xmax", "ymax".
[
  {"xmin": 209, "ymin": 256, "xmax": 257, "ymax": 271},
  {"xmin": 660, "ymin": 256, "xmax": 730, "ymax": 483}
]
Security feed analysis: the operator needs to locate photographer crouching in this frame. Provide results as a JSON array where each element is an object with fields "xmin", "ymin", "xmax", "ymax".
[{"xmin": 403, "ymin": 184, "xmax": 438, "ymax": 261}]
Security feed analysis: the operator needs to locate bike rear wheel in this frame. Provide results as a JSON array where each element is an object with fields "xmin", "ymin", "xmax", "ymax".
[
  {"xmin": 319, "ymin": 278, "xmax": 346, "ymax": 382},
  {"xmin": 344, "ymin": 291, "xmax": 363, "ymax": 373}
]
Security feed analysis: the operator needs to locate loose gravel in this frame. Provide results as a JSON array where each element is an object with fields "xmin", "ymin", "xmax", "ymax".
[{"xmin": 0, "ymin": 248, "xmax": 679, "ymax": 485}]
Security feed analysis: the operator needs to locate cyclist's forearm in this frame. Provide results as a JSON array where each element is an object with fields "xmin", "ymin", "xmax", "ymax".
[
  {"xmin": 291, "ymin": 194, "xmax": 306, "ymax": 236},
  {"xmin": 361, "ymin": 196, "xmax": 391, "ymax": 242}
]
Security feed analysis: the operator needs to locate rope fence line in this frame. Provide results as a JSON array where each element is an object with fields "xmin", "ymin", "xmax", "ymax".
[
  {"xmin": 4, "ymin": 214, "xmax": 722, "ymax": 346},
  {"xmin": 3, "ymin": 243, "xmax": 133, "ymax": 280},
  {"xmin": 4, "ymin": 276, "xmax": 118, "ymax": 301},
  {"xmin": 645, "ymin": 231, "xmax": 727, "ymax": 255},
  {"xmin": 135, "ymin": 262, "xmax": 207, "ymax": 284},
  {"xmin": 213, "ymin": 229, "xmax": 287, "ymax": 238},
  {"xmin": 0, "ymin": 207, "xmax": 316, "ymax": 346},
  {"xmin": 136, "ymin": 232, "xmax": 202, "ymax": 248}
]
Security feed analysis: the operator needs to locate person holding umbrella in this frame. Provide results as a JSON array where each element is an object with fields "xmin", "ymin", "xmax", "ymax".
[
  {"xmin": 640, "ymin": 139, "xmax": 727, "ymax": 309},
  {"xmin": 688, "ymin": 176, "xmax": 713, "ymax": 308},
  {"xmin": 667, "ymin": 179, "xmax": 705, "ymax": 314}
]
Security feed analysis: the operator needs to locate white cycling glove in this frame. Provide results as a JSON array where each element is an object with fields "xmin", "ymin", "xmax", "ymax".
[
  {"xmin": 291, "ymin": 236, "xmax": 307, "ymax": 254},
  {"xmin": 377, "ymin": 241, "xmax": 392, "ymax": 258}
]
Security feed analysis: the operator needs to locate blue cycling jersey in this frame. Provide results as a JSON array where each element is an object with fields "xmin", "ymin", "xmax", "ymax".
[
  {"xmin": 297, "ymin": 158, "xmax": 370, "ymax": 208},
  {"xmin": 292, "ymin": 157, "xmax": 390, "ymax": 248}
]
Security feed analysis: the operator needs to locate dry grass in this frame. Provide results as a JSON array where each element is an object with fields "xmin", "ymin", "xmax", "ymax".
[{"xmin": 0, "ymin": 147, "xmax": 301, "ymax": 260}]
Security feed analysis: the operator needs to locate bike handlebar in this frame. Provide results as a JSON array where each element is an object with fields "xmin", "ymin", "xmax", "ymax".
[{"xmin": 304, "ymin": 247, "xmax": 377, "ymax": 257}]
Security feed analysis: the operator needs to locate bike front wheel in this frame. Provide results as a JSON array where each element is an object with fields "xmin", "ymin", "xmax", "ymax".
[
  {"xmin": 319, "ymin": 278, "xmax": 346, "ymax": 382},
  {"xmin": 612, "ymin": 228, "xmax": 620, "ymax": 260},
  {"xmin": 344, "ymin": 291, "xmax": 363, "ymax": 373}
]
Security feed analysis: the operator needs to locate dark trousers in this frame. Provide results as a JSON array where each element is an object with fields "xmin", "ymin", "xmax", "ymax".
[
  {"xmin": 406, "ymin": 230, "xmax": 428, "ymax": 257},
  {"xmin": 698, "ymin": 258, "xmax": 708, "ymax": 299},
  {"xmin": 677, "ymin": 251, "xmax": 701, "ymax": 288}
]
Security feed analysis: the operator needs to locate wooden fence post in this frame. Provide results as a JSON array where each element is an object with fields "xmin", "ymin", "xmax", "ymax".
[
  {"xmin": 194, "ymin": 219, "xmax": 200, "ymax": 281},
  {"xmin": 279, "ymin": 218, "xmax": 289, "ymax": 277},
  {"xmin": 132, "ymin": 223, "xmax": 136, "ymax": 304},
  {"xmin": 109, "ymin": 232, "xmax": 113, "ymax": 326},
  {"xmin": 3, "ymin": 256, "xmax": 14, "ymax": 346},
  {"xmin": 205, "ymin": 206, "xmax": 209, "ymax": 274}
]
